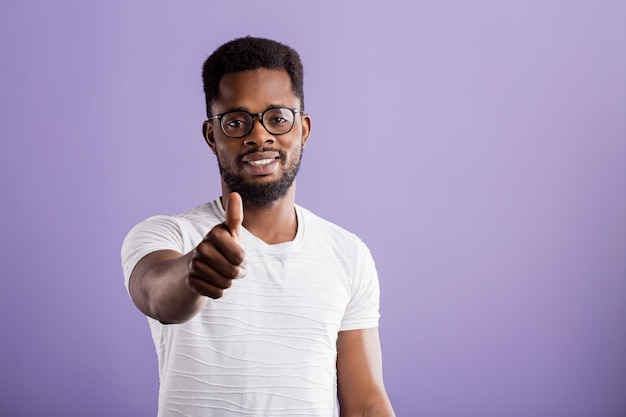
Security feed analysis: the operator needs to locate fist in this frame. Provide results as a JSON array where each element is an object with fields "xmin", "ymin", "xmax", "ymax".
[{"xmin": 187, "ymin": 192, "xmax": 246, "ymax": 299}]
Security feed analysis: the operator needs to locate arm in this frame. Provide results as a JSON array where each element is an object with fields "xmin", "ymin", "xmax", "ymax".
[
  {"xmin": 128, "ymin": 193, "xmax": 246, "ymax": 324},
  {"xmin": 337, "ymin": 328, "xmax": 396, "ymax": 417},
  {"xmin": 129, "ymin": 249, "xmax": 206, "ymax": 323}
]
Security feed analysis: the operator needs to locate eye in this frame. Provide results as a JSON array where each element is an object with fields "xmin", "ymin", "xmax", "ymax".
[
  {"xmin": 222, "ymin": 112, "xmax": 250, "ymax": 131},
  {"xmin": 226, "ymin": 119, "xmax": 247, "ymax": 128},
  {"xmin": 267, "ymin": 116, "xmax": 288, "ymax": 125},
  {"xmin": 265, "ymin": 109, "xmax": 293, "ymax": 126}
]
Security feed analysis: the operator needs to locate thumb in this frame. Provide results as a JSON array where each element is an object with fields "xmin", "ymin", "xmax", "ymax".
[{"xmin": 225, "ymin": 192, "xmax": 243, "ymax": 240}]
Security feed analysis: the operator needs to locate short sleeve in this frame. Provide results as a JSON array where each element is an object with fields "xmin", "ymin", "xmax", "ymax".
[
  {"xmin": 120, "ymin": 215, "xmax": 185, "ymax": 293},
  {"xmin": 339, "ymin": 240, "xmax": 381, "ymax": 331}
]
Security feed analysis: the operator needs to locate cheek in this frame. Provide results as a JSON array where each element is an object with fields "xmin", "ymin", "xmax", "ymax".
[
  {"xmin": 283, "ymin": 136, "xmax": 304, "ymax": 152},
  {"xmin": 215, "ymin": 143, "xmax": 238, "ymax": 159},
  {"xmin": 287, "ymin": 144, "xmax": 303, "ymax": 165},
  {"xmin": 214, "ymin": 146, "xmax": 236, "ymax": 168}
]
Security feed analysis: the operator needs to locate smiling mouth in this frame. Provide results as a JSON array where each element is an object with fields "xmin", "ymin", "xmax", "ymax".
[
  {"xmin": 240, "ymin": 151, "xmax": 282, "ymax": 176},
  {"xmin": 247, "ymin": 158, "xmax": 277, "ymax": 166}
]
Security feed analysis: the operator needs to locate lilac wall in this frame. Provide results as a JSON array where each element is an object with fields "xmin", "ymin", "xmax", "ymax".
[{"xmin": 1, "ymin": 1, "xmax": 625, "ymax": 416}]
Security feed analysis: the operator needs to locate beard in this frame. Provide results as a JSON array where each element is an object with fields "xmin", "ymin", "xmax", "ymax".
[{"xmin": 216, "ymin": 146, "xmax": 303, "ymax": 207}]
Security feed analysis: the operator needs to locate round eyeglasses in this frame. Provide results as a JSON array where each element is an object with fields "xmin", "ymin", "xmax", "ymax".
[{"xmin": 207, "ymin": 107, "xmax": 302, "ymax": 138}]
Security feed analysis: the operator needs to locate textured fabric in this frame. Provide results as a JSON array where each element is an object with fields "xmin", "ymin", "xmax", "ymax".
[{"xmin": 121, "ymin": 199, "xmax": 380, "ymax": 416}]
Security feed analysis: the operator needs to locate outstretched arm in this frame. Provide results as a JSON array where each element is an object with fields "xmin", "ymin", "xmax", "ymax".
[
  {"xmin": 128, "ymin": 193, "xmax": 246, "ymax": 324},
  {"xmin": 337, "ymin": 328, "xmax": 395, "ymax": 417}
]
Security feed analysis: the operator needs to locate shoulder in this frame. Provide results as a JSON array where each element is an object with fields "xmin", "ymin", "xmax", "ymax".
[
  {"xmin": 122, "ymin": 200, "xmax": 224, "ymax": 254},
  {"xmin": 132, "ymin": 200, "xmax": 222, "ymax": 234},
  {"xmin": 121, "ymin": 200, "xmax": 223, "ymax": 286},
  {"xmin": 175, "ymin": 199, "xmax": 223, "ymax": 224},
  {"xmin": 298, "ymin": 204, "xmax": 354, "ymax": 233},
  {"xmin": 297, "ymin": 205, "xmax": 369, "ymax": 253}
]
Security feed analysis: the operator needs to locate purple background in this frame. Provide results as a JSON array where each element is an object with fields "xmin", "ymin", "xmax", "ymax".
[{"xmin": 1, "ymin": 1, "xmax": 625, "ymax": 416}]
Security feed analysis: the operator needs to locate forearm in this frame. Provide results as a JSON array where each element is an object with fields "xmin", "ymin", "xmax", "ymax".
[
  {"xmin": 130, "ymin": 250, "xmax": 207, "ymax": 324},
  {"xmin": 368, "ymin": 399, "xmax": 396, "ymax": 417},
  {"xmin": 339, "ymin": 393, "xmax": 395, "ymax": 417},
  {"xmin": 337, "ymin": 329, "xmax": 396, "ymax": 417}
]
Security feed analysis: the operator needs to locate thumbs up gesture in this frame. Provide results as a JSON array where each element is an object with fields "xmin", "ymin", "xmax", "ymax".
[
  {"xmin": 225, "ymin": 192, "xmax": 243, "ymax": 241},
  {"xmin": 187, "ymin": 192, "xmax": 247, "ymax": 299}
]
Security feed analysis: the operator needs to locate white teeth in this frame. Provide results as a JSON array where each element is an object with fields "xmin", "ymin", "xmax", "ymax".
[{"xmin": 248, "ymin": 158, "xmax": 274, "ymax": 166}]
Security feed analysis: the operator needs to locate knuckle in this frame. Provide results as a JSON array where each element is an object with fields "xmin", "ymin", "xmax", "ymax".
[
  {"xmin": 208, "ymin": 288, "xmax": 224, "ymax": 299},
  {"xmin": 225, "ymin": 265, "xmax": 240, "ymax": 279},
  {"xmin": 188, "ymin": 257, "xmax": 203, "ymax": 275},
  {"xmin": 208, "ymin": 224, "xmax": 227, "ymax": 238},
  {"xmin": 186, "ymin": 274, "xmax": 200, "ymax": 292},
  {"xmin": 195, "ymin": 240, "xmax": 212, "ymax": 256},
  {"xmin": 233, "ymin": 252, "xmax": 245, "ymax": 265}
]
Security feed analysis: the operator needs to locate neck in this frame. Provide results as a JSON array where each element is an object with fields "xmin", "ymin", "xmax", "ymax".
[{"xmin": 222, "ymin": 187, "xmax": 298, "ymax": 244}]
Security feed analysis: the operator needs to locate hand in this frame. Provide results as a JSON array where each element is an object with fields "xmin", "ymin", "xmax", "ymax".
[{"xmin": 187, "ymin": 192, "xmax": 246, "ymax": 299}]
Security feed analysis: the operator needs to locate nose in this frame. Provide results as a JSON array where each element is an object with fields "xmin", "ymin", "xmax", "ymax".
[{"xmin": 244, "ymin": 117, "xmax": 275, "ymax": 146}]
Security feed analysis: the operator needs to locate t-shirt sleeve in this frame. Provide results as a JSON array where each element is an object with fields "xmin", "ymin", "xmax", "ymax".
[
  {"xmin": 340, "ymin": 240, "xmax": 381, "ymax": 331},
  {"xmin": 120, "ymin": 215, "xmax": 185, "ymax": 293}
]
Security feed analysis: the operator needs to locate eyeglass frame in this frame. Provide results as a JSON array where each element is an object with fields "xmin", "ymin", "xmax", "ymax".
[{"xmin": 206, "ymin": 107, "xmax": 303, "ymax": 138}]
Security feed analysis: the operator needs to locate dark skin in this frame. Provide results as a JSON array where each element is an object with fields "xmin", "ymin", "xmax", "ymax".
[{"xmin": 128, "ymin": 69, "xmax": 395, "ymax": 416}]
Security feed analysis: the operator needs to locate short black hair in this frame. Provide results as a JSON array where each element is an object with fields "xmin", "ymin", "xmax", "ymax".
[{"xmin": 202, "ymin": 36, "xmax": 304, "ymax": 117}]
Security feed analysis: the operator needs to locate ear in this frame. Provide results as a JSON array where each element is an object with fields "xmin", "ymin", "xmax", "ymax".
[
  {"xmin": 202, "ymin": 120, "xmax": 217, "ymax": 154},
  {"xmin": 300, "ymin": 113, "xmax": 312, "ymax": 148}
]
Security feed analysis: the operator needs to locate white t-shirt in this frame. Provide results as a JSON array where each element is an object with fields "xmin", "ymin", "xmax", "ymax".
[{"xmin": 121, "ymin": 199, "xmax": 380, "ymax": 417}]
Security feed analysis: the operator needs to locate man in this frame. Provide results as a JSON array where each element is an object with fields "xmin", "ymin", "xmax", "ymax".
[{"xmin": 122, "ymin": 36, "xmax": 395, "ymax": 417}]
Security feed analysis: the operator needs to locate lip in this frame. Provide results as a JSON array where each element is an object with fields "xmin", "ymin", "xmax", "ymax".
[
  {"xmin": 241, "ymin": 151, "xmax": 280, "ymax": 176},
  {"xmin": 242, "ymin": 151, "xmax": 280, "ymax": 162}
]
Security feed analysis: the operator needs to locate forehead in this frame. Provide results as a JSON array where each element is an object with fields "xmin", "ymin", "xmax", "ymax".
[{"xmin": 214, "ymin": 69, "xmax": 299, "ymax": 111}]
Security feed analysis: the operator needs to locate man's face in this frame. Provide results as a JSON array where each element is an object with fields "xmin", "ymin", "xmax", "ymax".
[{"xmin": 204, "ymin": 69, "xmax": 311, "ymax": 207}]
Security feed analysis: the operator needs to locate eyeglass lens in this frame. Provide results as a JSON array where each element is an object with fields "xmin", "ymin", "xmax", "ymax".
[{"xmin": 220, "ymin": 108, "xmax": 296, "ymax": 137}]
